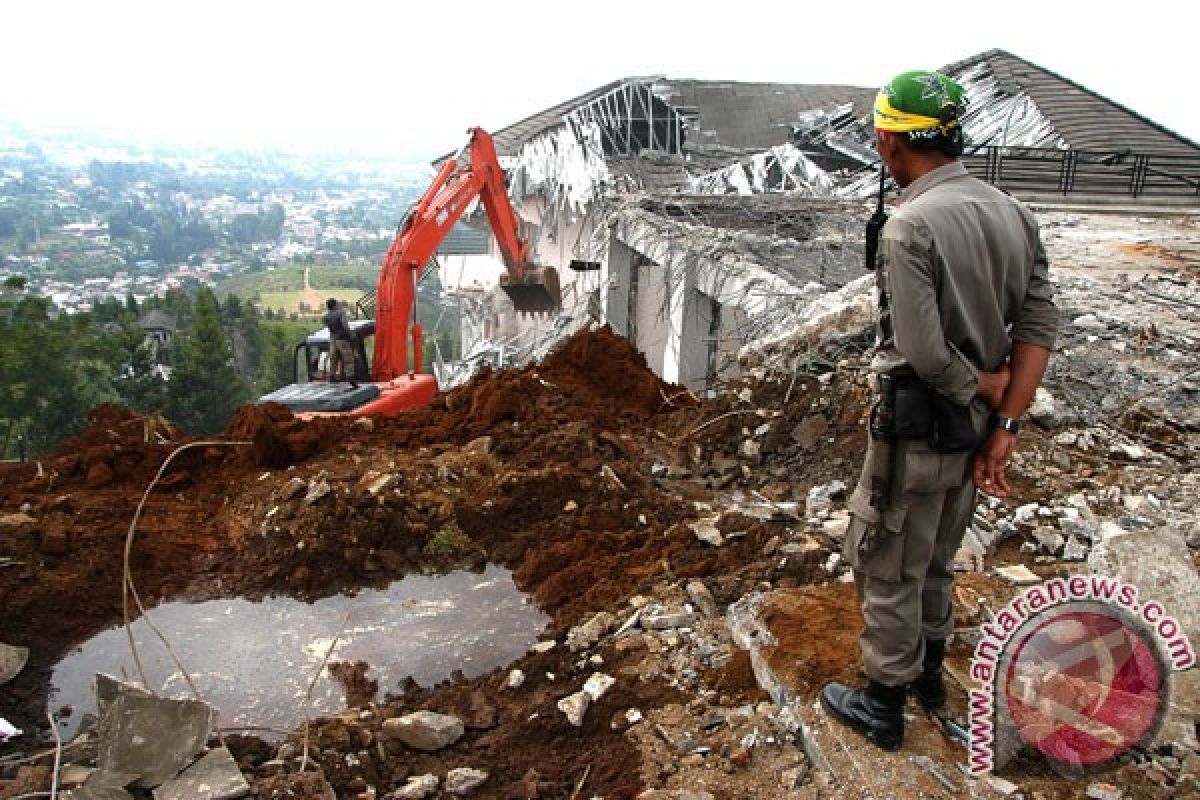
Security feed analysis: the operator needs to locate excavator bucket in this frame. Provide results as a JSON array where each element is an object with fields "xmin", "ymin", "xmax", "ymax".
[{"xmin": 500, "ymin": 266, "xmax": 561, "ymax": 313}]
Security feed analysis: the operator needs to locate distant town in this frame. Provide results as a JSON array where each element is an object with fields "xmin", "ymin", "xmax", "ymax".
[{"xmin": 0, "ymin": 121, "xmax": 431, "ymax": 314}]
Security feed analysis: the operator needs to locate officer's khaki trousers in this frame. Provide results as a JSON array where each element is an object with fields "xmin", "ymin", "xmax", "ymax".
[{"xmin": 843, "ymin": 436, "xmax": 976, "ymax": 686}]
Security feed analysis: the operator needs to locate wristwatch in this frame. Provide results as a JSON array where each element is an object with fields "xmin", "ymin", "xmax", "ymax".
[{"xmin": 990, "ymin": 415, "xmax": 1021, "ymax": 435}]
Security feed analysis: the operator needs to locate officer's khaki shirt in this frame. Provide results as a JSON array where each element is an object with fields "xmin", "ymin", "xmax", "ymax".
[{"xmin": 872, "ymin": 162, "xmax": 1058, "ymax": 404}]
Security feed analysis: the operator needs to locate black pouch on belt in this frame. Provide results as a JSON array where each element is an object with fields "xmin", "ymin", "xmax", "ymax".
[
  {"xmin": 929, "ymin": 391, "xmax": 984, "ymax": 453},
  {"xmin": 892, "ymin": 379, "xmax": 934, "ymax": 438}
]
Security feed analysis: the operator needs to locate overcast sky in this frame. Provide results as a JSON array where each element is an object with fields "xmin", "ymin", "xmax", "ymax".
[{"xmin": 1, "ymin": 1, "xmax": 1194, "ymax": 160}]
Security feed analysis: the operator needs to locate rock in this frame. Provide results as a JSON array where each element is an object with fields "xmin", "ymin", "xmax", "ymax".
[
  {"xmin": 531, "ymin": 640, "xmax": 556, "ymax": 653},
  {"xmin": 641, "ymin": 611, "xmax": 698, "ymax": 630},
  {"xmin": 504, "ymin": 669, "xmax": 525, "ymax": 690},
  {"xmin": 612, "ymin": 708, "xmax": 643, "ymax": 731},
  {"xmin": 780, "ymin": 536, "xmax": 822, "ymax": 558},
  {"xmin": 562, "ymin": 500, "xmax": 578, "ymax": 512},
  {"xmin": 1110, "ymin": 443, "xmax": 1149, "ymax": 461},
  {"xmin": 557, "ymin": 691, "xmax": 590, "ymax": 727},
  {"xmin": 381, "ymin": 711, "xmax": 464, "ymax": 752},
  {"xmin": 1072, "ymin": 313, "xmax": 1108, "ymax": 331},
  {"xmin": 994, "ymin": 564, "xmax": 1041, "ymax": 585},
  {"xmin": 0, "ymin": 643, "xmax": 29, "ymax": 685},
  {"xmin": 1062, "ymin": 536, "xmax": 1089, "ymax": 561},
  {"xmin": 0, "ymin": 512, "xmax": 36, "ymax": 529},
  {"xmin": 636, "ymin": 791, "xmax": 716, "ymax": 800},
  {"xmin": 985, "ymin": 776, "xmax": 1021, "ymax": 795},
  {"xmin": 685, "ymin": 581, "xmax": 719, "ymax": 617},
  {"xmin": 822, "ymin": 516, "xmax": 850, "ymax": 541},
  {"xmin": 689, "ymin": 520, "xmax": 723, "ymax": 547},
  {"xmin": 303, "ymin": 479, "xmax": 332, "ymax": 505},
  {"xmin": 1014, "ymin": 502, "xmax": 1040, "ymax": 525},
  {"xmin": 390, "ymin": 774, "xmax": 439, "ymax": 799},
  {"xmin": 1032, "ymin": 527, "xmax": 1065, "ymax": 555},
  {"xmin": 464, "ymin": 436, "xmax": 492, "ymax": 455},
  {"xmin": 360, "ymin": 471, "xmax": 397, "ymax": 496},
  {"xmin": 1085, "ymin": 783, "xmax": 1123, "ymax": 800},
  {"xmin": 281, "ymin": 477, "xmax": 307, "ymax": 500},
  {"xmin": 583, "ymin": 673, "xmax": 615, "ymax": 702},
  {"xmin": 566, "ymin": 612, "xmax": 614, "ymax": 652},
  {"xmin": 1028, "ymin": 388, "xmax": 1064, "ymax": 429},
  {"xmin": 353, "ymin": 416, "xmax": 375, "ymax": 433},
  {"xmin": 444, "ymin": 768, "xmax": 488, "ymax": 796},
  {"xmin": 153, "ymin": 746, "xmax": 249, "ymax": 800},
  {"xmin": 740, "ymin": 439, "xmax": 761, "ymax": 459},
  {"xmin": 762, "ymin": 535, "xmax": 781, "ymax": 556},
  {"xmin": 791, "ymin": 415, "xmax": 828, "ymax": 451},
  {"xmin": 805, "ymin": 480, "xmax": 845, "ymax": 516}
]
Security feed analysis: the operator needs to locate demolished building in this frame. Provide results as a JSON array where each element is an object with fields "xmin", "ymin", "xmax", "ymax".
[{"xmin": 436, "ymin": 49, "xmax": 1200, "ymax": 390}]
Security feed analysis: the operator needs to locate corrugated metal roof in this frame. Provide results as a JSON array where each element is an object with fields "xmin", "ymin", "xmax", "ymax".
[
  {"xmin": 654, "ymin": 80, "xmax": 876, "ymax": 151},
  {"xmin": 461, "ymin": 78, "xmax": 876, "ymax": 161},
  {"xmin": 942, "ymin": 50, "xmax": 1200, "ymax": 155}
]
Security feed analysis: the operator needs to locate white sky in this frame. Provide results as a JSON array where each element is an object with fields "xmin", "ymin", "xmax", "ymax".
[{"xmin": 1, "ymin": 1, "xmax": 1194, "ymax": 160}]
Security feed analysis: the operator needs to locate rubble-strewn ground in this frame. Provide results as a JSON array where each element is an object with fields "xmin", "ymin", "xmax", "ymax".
[{"xmin": 1, "ymin": 212, "xmax": 1198, "ymax": 800}]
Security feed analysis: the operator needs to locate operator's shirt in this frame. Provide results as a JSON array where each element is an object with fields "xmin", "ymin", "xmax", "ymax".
[
  {"xmin": 872, "ymin": 161, "xmax": 1059, "ymax": 404},
  {"xmin": 322, "ymin": 308, "xmax": 354, "ymax": 343}
]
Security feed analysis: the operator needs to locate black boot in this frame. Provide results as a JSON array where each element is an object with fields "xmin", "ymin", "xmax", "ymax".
[
  {"xmin": 820, "ymin": 680, "xmax": 905, "ymax": 751},
  {"xmin": 911, "ymin": 639, "xmax": 947, "ymax": 711}
]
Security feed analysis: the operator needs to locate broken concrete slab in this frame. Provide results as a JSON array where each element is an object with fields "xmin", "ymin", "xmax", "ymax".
[
  {"xmin": 557, "ymin": 690, "xmax": 590, "ymax": 727},
  {"xmin": 381, "ymin": 710, "xmax": 465, "ymax": 752},
  {"xmin": 96, "ymin": 684, "xmax": 216, "ymax": 788},
  {"xmin": 689, "ymin": 519, "xmax": 724, "ymax": 547},
  {"xmin": 391, "ymin": 773, "xmax": 439, "ymax": 799},
  {"xmin": 94, "ymin": 673, "xmax": 153, "ymax": 722},
  {"xmin": 152, "ymin": 747, "xmax": 249, "ymax": 800},
  {"xmin": 67, "ymin": 769, "xmax": 141, "ymax": 800}
]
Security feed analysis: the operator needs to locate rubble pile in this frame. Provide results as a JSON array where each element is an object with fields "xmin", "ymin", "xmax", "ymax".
[{"xmin": 1, "ymin": 214, "xmax": 1198, "ymax": 799}]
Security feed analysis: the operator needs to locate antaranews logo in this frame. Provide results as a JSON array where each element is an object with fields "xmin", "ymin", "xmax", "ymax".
[{"xmin": 967, "ymin": 574, "xmax": 1195, "ymax": 776}]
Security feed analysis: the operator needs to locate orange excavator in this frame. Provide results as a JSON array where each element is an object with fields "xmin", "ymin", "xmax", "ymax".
[{"xmin": 258, "ymin": 127, "xmax": 566, "ymax": 416}]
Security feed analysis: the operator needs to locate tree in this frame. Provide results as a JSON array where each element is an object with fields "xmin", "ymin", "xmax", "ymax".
[
  {"xmin": 110, "ymin": 321, "xmax": 167, "ymax": 414},
  {"xmin": 166, "ymin": 289, "xmax": 250, "ymax": 434},
  {"xmin": 3, "ymin": 274, "xmax": 26, "ymax": 291}
]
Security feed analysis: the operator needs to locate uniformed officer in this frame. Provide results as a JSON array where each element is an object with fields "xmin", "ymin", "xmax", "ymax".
[{"xmin": 820, "ymin": 70, "xmax": 1058, "ymax": 750}]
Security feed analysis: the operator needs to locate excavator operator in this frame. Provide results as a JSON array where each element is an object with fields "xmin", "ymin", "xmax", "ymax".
[{"xmin": 323, "ymin": 298, "xmax": 359, "ymax": 388}]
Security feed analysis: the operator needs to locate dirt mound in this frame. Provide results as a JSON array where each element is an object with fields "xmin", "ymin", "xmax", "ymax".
[
  {"xmin": 226, "ymin": 402, "xmax": 326, "ymax": 467},
  {"xmin": 537, "ymin": 325, "xmax": 669, "ymax": 419}
]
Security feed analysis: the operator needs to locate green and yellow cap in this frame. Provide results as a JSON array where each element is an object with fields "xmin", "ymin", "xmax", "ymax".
[{"xmin": 874, "ymin": 70, "xmax": 965, "ymax": 134}]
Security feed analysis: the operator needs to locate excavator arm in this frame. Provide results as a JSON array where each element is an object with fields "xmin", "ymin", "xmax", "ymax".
[{"xmin": 372, "ymin": 127, "xmax": 558, "ymax": 382}]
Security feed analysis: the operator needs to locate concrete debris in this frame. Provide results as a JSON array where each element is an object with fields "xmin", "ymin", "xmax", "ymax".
[
  {"xmin": 303, "ymin": 478, "xmax": 332, "ymax": 505},
  {"xmin": 444, "ymin": 767, "xmax": 488, "ymax": 796},
  {"xmin": 583, "ymin": 672, "xmax": 616, "ymax": 702},
  {"xmin": 504, "ymin": 669, "xmax": 525, "ymax": 690},
  {"xmin": 1085, "ymin": 783, "xmax": 1123, "ymax": 800},
  {"xmin": 636, "ymin": 791, "xmax": 716, "ymax": 800},
  {"xmin": 359, "ymin": 470, "xmax": 398, "ymax": 496},
  {"xmin": 993, "ymin": 564, "xmax": 1041, "ymax": 585},
  {"xmin": 530, "ymin": 640, "xmax": 556, "ymax": 654},
  {"xmin": 151, "ymin": 747, "xmax": 249, "ymax": 800},
  {"xmin": 804, "ymin": 480, "xmax": 845, "ymax": 517},
  {"xmin": 68, "ymin": 769, "xmax": 141, "ymax": 800},
  {"xmin": 641, "ymin": 609, "xmax": 699, "ymax": 630},
  {"xmin": 685, "ymin": 580, "xmax": 720, "ymax": 618},
  {"xmin": 689, "ymin": 519, "xmax": 724, "ymax": 547},
  {"xmin": 612, "ymin": 708, "xmax": 643, "ymax": 731},
  {"xmin": 381, "ymin": 711, "xmax": 465, "ymax": 752},
  {"xmin": 566, "ymin": 611, "xmax": 615, "ymax": 652},
  {"xmin": 0, "ymin": 512, "xmax": 37, "ymax": 528},
  {"xmin": 96, "ymin": 681, "xmax": 217, "ymax": 788},
  {"xmin": 281, "ymin": 476, "xmax": 307, "ymax": 500},
  {"xmin": 557, "ymin": 690, "xmax": 590, "ymax": 727},
  {"xmin": 984, "ymin": 775, "xmax": 1021, "ymax": 795},
  {"xmin": 0, "ymin": 642, "xmax": 29, "ymax": 685},
  {"xmin": 389, "ymin": 773, "xmax": 439, "ymax": 799}
]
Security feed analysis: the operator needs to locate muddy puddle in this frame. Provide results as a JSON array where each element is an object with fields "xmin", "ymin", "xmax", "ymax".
[{"xmin": 50, "ymin": 565, "xmax": 547, "ymax": 738}]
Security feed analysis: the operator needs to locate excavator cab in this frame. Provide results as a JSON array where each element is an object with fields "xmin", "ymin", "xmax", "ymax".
[{"xmin": 499, "ymin": 265, "xmax": 561, "ymax": 313}]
